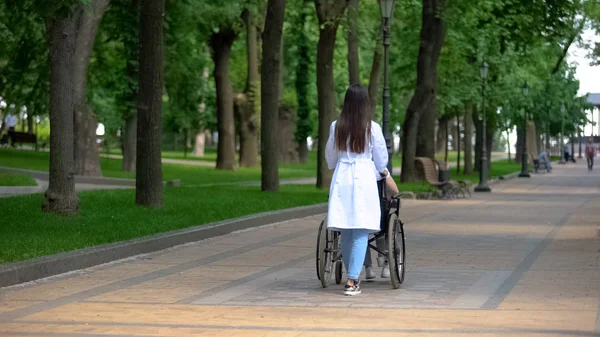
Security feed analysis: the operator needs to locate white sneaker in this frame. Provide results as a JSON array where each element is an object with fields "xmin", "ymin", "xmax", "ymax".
[
  {"xmin": 381, "ymin": 263, "xmax": 390, "ymax": 278},
  {"xmin": 365, "ymin": 266, "xmax": 376, "ymax": 280}
]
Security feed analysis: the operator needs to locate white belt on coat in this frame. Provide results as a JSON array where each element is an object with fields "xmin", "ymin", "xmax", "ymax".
[{"xmin": 338, "ymin": 158, "xmax": 373, "ymax": 180}]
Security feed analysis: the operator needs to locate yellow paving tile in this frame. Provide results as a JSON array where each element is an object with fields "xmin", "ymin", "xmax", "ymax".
[{"xmin": 18, "ymin": 303, "xmax": 598, "ymax": 333}]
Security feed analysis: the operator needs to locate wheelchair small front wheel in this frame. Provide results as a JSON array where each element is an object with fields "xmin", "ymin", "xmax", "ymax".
[{"xmin": 335, "ymin": 260, "xmax": 343, "ymax": 284}]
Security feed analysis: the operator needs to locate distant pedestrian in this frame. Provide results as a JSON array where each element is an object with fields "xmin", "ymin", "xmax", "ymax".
[
  {"xmin": 4, "ymin": 113, "xmax": 17, "ymax": 132},
  {"xmin": 564, "ymin": 145, "xmax": 570, "ymax": 162},
  {"xmin": 585, "ymin": 138, "xmax": 596, "ymax": 171},
  {"xmin": 538, "ymin": 150, "xmax": 552, "ymax": 171},
  {"xmin": 3, "ymin": 113, "xmax": 17, "ymax": 147}
]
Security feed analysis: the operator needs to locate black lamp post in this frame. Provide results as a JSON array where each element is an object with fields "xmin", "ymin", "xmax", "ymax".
[
  {"xmin": 519, "ymin": 81, "xmax": 530, "ymax": 178},
  {"xmin": 474, "ymin": 61, "xmax": 490, "ymax": 192},
  {"xmin": 379, "ymin": 0, "xmax": 395, "ymax": 173},
  {"xmin": 559, "ymin": 103, "xmax": 566, "ymax": 164}
]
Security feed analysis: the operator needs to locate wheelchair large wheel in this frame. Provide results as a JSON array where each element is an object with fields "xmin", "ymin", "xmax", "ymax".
[
  {"xmin": 316, "ymin": 220, "xmax": 336, "ymax": 287},
  {"xmin": 387, "ymin": 213, "xmax": 406, "ymax": 289},
  {"xmin": 316, "ymin": 220, "xmax": 325, "ymax": 281}
]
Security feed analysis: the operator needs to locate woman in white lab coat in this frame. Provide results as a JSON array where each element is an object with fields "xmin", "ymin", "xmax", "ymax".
[{"xmin": 325, "ymin": 84, "xmax": 388, "ymax": 296}]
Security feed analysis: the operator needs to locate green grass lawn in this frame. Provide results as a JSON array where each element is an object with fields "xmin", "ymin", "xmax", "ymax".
[
  {"xmin": 0, "ymin": 148, "xmax": 315, "ymax": 185},
  {"xmin": 105, "ymin": 147, "xmax": 219, "ymax": 163},
  {"xmin": 0, "ymin": 172, "xmax": 37, "ymax": 186},
  {"xmin": 0, "ymin": 184, "xmax": 328, "ymax": 264}
]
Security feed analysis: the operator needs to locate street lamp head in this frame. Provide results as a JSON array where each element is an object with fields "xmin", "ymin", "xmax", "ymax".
[
  {"xmin": 379, "ymin": 0, "xmax": 396, "ymax": 19},
  {"xmin": 480, "ymin": 61, "xmax": 489, "ymax": 79},
  {"xmin": 522, "ymin": 81, "xmax": 528, "ymax": 96}
]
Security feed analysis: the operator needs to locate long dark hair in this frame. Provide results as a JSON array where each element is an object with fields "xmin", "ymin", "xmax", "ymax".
[{"xmin": 335, "ymin": 84, "xmax": 372, "ymax": 153}]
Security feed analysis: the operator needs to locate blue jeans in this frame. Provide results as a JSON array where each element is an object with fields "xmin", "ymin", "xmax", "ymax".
[{"xmin": 339, "ymin": 229, "xmax": 370, "ymax": 280}]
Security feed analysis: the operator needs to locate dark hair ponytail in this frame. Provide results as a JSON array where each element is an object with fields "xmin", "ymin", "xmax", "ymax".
[{"xmin": 335, "ymin": 84, "xmax": 372, "ymax": 153}]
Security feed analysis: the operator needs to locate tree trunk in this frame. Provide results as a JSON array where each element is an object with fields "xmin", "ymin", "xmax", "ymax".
[
  {"xmin": 456, "ymin": 114, "xmax": 461, "ymax": 175},
  {"xmin": 237, "ymin": 9, "xmax": 260, "ymax": 168},
  {"xmin": 515, "ymin": 123, "xmax": 523, "ymax": 164},
  {"xmin": 27, "ymin": 113, "xmax": 34, "ymax": 134},
  {"xmin": 278, "ymin": 105, "xmax": 299, "ymax": 163},
  {"xmin": 193, "ymin": 71, "xmax": 209, "ymax": 158},
  {"xmin": 416, "ymin": 98, "xmax": 437, "ymax": 158},
  {"xmin": 122, "ymin": 115, "xmax": 137, "ymax": 171},
  {"xmin": 506, "ymin": 129, "xmax": 512, "ymax": 163},
  {"xmin": 486, "ymin": 120, "xmax": 493, "ymax": 170},
  {"xmin": 135, "ymin": 0, "xmax": 164, "ymax": 208},
  {"xmin": 295, "ymin": 4, "xmax": 311, "ymax": 164},
  {"xmin": 73, "ymin": 0, "xmax": 109, "ymax": 177},
  {"xmin": 315, "ymin": 0, "xmax": 347, "ymax": 188},
  {"xmin": 443, "ymin": 116, "xmax": 449, "ymax": 162},
  {"xmin": 42, "ymin": 7, "xmax": 81, "ymax": 215},
  {"xmin": 261, "ymin": 0, "xmax": 286, "ymax": 191},
  {"xmin": 400, "ymin": 0, "xmax": 446, "ymax": 182},
  {"xmin": 436, "ymin": 115, "xmax": 447, "ymax": 153},
  {"xmin": 211, "ymin": 28, "xmax": 237, "ymax": 170},
  {"xmin": 121, "ymin": 0, "xmax": 140, "ymax": 172},
  {"xmin": 473, "ymin": 107, "xmax": 482, "ymax": 171},
  {"xmin": 367, "ymin": 23, "xmax": 383, "ymax": 114},
  {"xmin": 193, "ymin": 132, "xmax": 206, "ymax": 157},
  {"xmin": 545, "ymin": 123, "xmax": 550, "ymax": 150},
  {"xmin": 535, "ymin": 119, "xmax": 542, "ymax": 154},
  {"xmin": 347, "ymin": 0, "xmax": 360, "ymax": 85},
  {"xmin": 463, "ymin": 101, "xmax": 473, "ymax": 174},
  {"xmin": 316, "ymin": 24, "xmax": 340, "ymax": 188}
]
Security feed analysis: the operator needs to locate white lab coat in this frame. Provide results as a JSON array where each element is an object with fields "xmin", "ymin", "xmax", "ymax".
[{"xmin": 325, "ymin": 120, "xmax": 388, "ymax": 232}]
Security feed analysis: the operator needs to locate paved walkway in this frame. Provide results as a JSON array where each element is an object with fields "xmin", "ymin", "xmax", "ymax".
[{"xmin": 1, "ymin": 161, "xmax": 599, "ymax": 336}]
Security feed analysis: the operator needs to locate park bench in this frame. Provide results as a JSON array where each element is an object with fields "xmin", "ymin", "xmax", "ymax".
[
  {"xmin": 414, "ymin": 157, "xmax": 455, "ymax": 199},
  {"xmin": 1, "ymin": 131, "xmax": 41, "ymax": 149},
  {"xmin": 433, "ymin": 159, "xmax": 472, "ymax": 198},
  {"xmin": 529, "ymin": 153, "xmax": 549, "ymax": 173}
]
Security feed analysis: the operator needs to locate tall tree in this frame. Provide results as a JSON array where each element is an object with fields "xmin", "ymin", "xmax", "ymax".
[
  {"xmin": 261, "ymin": 0, "xmax": 286, "ymax": 191},
  {"xmin": 236, "ymin": 9, "xmax": 260, "ymax": 168},
  {"xmin": 347, "ymin": 0, "xmax": 360, "ymax": 85},
  {"xmin": 294, "ymin": 2, "xmax": 312, "ymax": 164},
  {"xmin": 42, "ymin": 4, "xmax": 82, "ymax": 215},
  {"xmin": 314, "ymin": 0, "xmax": 348, "ymax": 189},
  {"xmin": 400, "ymin": 0, "xmax": 446, "ymax": 182},
  {"xmin": 368, "ymin": 16, "xmax": 384, "ymax": 114},
  {"xmin": 455, "ymin": 113, "xmax": 461, "ymax": 174},
  {"xmin": 211, "ymin": 27, "xmax": 238, "ymax": 170},
  {"xmin": 121, "ymin": 0, "xmax": 140, "ymax": 172},
  {"xmin": 73, "ymin": 0, "xmax": 110, "ymax": 177},
  {"xmin": 414, "ymin": 0, "xmax": 447, "ymax": 160},
  {"xmin": 463, "ymin": 100, "xmax": 473, "ymax": 174},
  {"xmin": 135, "ymin": 0, "xmax": 164, "ymax": 208}
]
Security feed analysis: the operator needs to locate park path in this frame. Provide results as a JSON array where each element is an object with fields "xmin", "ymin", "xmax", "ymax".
[
  {"xmin": 101, "ymin": 153, "xmax": 216, "ymax": 167},
  {"xmin": 1, "ymin": 160, "xmax": 599, "ymax": 336}
]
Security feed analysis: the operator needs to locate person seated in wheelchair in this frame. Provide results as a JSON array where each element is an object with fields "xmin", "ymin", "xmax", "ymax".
[
  {"xmin": 325, "ymin": 84, "xmax": 389, "ymax": 296},
  {"xmin": 363, "ymin": 168, "xmax": 399, "ymax": 280}
]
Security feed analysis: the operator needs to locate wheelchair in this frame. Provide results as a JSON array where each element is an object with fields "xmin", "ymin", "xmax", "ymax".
[{"xmin": 316, "ymin": 180, "xmax": 406, "ymax": 289}]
